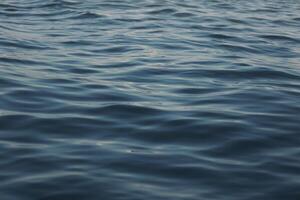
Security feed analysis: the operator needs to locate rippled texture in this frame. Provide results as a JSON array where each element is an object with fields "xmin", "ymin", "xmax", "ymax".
[{"xmin": 1, "ymin": 0, "xmax": 300, "ymax": 199}]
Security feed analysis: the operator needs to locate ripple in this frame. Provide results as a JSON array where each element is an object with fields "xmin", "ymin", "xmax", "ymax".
[
  {"xmin": 147, "ymin": 8, "xmax": 177, "ymax": 15},
  {"xmin": 69, "ymin": 11, "xmax": 104, "ymax": 20},
  {"xmin": 173, "ymin": 12, "xmax": 195, "ymax": 18},
  {"xmin": 259, "ymin": 34, "xmax": 300, "ymax": 43}
]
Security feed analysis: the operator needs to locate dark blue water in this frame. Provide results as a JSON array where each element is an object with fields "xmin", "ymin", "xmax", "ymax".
[{"xmin": 1, "ymin": 0, "xmax": 300, "ymax": 199}]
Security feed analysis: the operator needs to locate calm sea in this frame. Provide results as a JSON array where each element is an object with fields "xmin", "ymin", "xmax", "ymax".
[{"xmin": 1, "ymin": 0, "xmax": 300, "ymax": 199}]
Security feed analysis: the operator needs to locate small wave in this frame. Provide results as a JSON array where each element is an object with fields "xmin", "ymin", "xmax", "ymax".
[
  {"xmin": 173, "ymin": 12, "xmax": 195, "ymax": 18},
  {"xmin": 147, "ymin": 8, "xmax": 177, "ymax": 15},
  {"xmin": 259, "ymin": 34, "xmax": 300, "ymax": 43},
  {"xmin": 68, "ymin": 11, "xmax": 104, "ymax": 20},
  {"xmin": 0, "ymin": 40, "xmax": 50, "ymax": 50},
  {"xmin": 0, "ymin": 56, "xmax": 47, "ymax": 66}
]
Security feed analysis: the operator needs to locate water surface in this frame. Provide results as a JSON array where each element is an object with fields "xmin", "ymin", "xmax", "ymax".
[{"xmin": 1, "ymin": 0, "xmax": 300, "ymax": 199}]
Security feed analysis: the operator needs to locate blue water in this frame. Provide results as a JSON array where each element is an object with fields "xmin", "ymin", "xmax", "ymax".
[{"xmin": 1, "ymin": 0, "xmax": 300, "ymax": 199}]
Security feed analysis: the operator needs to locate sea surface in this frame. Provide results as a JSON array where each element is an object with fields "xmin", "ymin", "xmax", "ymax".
[{"xmin": 1, "ymin": 0, "xmax": 300, "ymax": 199}]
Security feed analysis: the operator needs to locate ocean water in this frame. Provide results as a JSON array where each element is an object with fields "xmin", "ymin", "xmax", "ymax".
[{"xmin": 1, "ymin": 0, "xmax": 300, "ymax": 199}]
